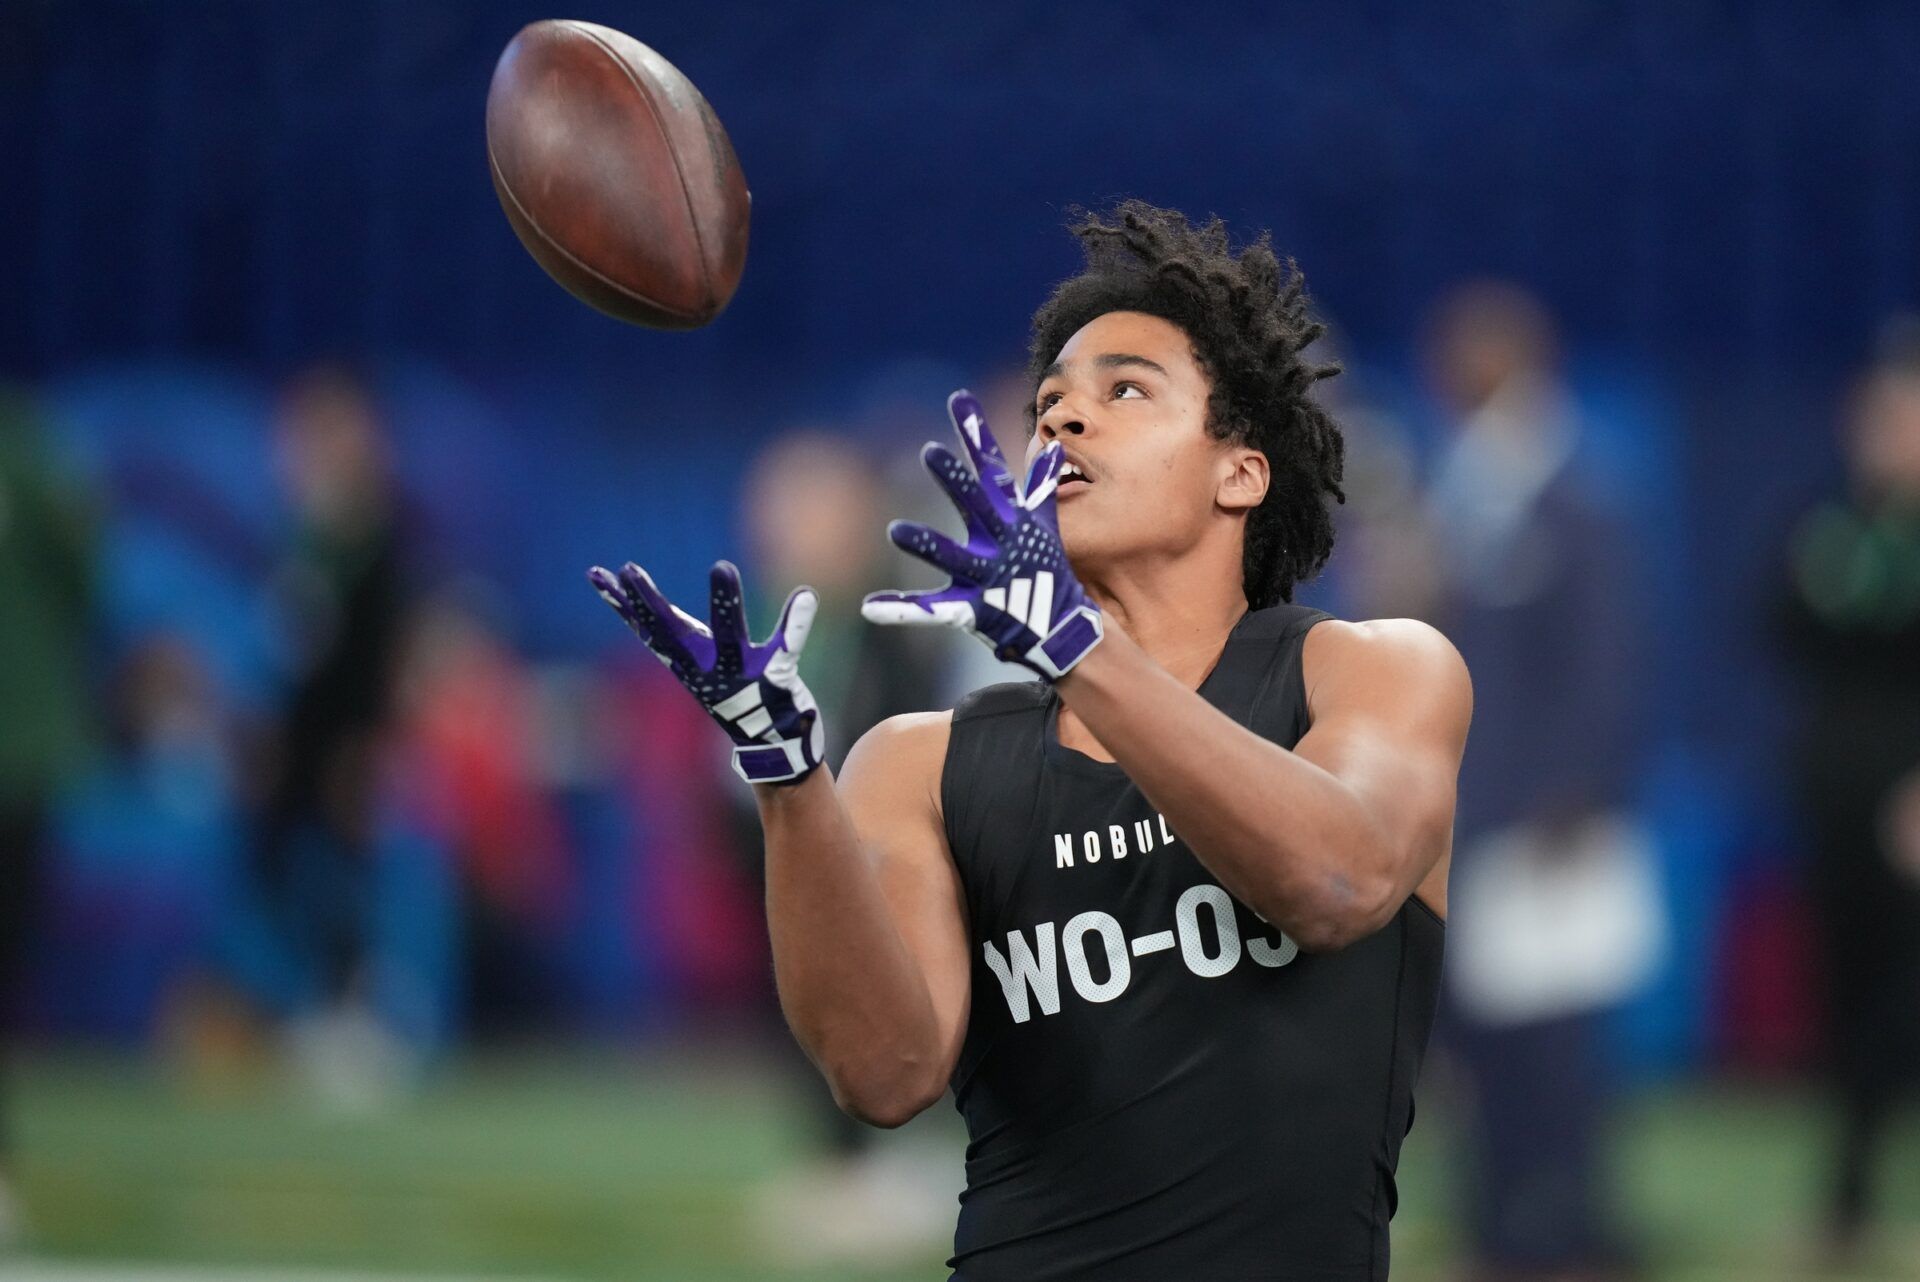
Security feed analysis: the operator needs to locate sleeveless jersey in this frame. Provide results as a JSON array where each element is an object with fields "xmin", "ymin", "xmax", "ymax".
[{"xmin": 939, "ymin": 602, "xmax": 1446, "ymax": 1281}]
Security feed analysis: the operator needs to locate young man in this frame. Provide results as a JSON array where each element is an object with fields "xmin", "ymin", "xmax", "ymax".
[{"xmin": 592, "ymin": 202, "xmax": 1471, "ymax": 1280}]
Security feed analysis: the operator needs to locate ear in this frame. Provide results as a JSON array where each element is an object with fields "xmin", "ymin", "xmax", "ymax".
[{"xmin": 1217, "ymin": 445, "xmax": 1269, "ymax": 513}]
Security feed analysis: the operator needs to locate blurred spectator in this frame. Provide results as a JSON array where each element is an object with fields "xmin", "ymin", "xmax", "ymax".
[
  {"xmin": 1296, "ymin": 323, "xmax": 1431, "ymax": 625},
  {"xmin": 252, "ymin": 366, "xmax": 414, "ymax": 1075},
  {"xmin": 392, "ymin": 587, "xmax": 570, "ymax": 1039},
  {"xmin": 0, "ymin": 387, "xmax": 95, "ymax": 1247},
  {"xmin": 1779, "ymin": 326, "xmax": 1920, "ymax": 1261},
  {"xmin": 48, "ymin": 636, "xmax": 239, "ymax": 1040},
  {"xmin": 734, "ymin": 429, "xmax": 953, "ymax": 1265},
  {"xmin": 1412, "ymin": 284, "xmax": 1656, "ymax": 1281},
  {"xmin": 742, "ymin": 430, "xmax": 946, "ymax": 769}
]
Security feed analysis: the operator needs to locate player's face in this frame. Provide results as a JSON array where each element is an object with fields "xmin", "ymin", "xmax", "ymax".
[{"xmin": 1025, "ymin": 311, "xmax": 1249, "ymax": 571}]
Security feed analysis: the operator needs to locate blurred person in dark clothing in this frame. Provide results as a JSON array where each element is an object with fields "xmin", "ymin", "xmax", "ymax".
[
  {"xmin": 253, "ymin": 366, "xmax": 412, "ymax": 1098},
  {"xmin": 1413, "ymin": 285, "xmax": 1655, "ymax": 1282},
  {"xmin": 734, "ymin": 430, "xmax": 953, "ymax": 1265},
  {"xmin": 0, "ymin": 388, "xmax": 95, "ymax": 1247},
  {"xmin": 1781, "ymin": 329, "xmax": 1920, "ymax": 1261}
]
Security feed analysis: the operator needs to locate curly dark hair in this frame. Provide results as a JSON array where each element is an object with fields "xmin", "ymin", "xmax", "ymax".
[{"xmin": 1026, "ymin": 201, "xmax": 1345, "ymax": 608}]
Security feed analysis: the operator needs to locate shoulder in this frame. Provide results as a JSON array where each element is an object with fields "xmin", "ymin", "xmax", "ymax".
[
  {"xmin": 841, "ymin": 710, "xmax": 953, "ymax": 818},
  {"xmin": 847, "ymin": 709, "xmax": 953, "ymax": 770},
  {"xmin": 1303, "ymin": 615, "xmax": 1465, "ymax": 666},
  {"xmin": 1302, "ymin": 618, "xmax": 1473, "ymax": 727}
]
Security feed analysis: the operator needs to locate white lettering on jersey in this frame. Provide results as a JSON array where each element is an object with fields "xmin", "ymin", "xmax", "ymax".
[
  {"xmin": 1247, "ymin": 909, "xmax": 1302, "ymax": 968},
  {"xmin": 983, "ymin": 922, "xmax": 1060, "ymax": 1024},
  {"xmin": 983, "ymin": 884, "xmax": 1298, "ymax": 1020},
  {"xmin": 1052, "ymin": 811, "xmax": 1177, "ymax": 872},
  {"xmin": 1175, "ymin": 883, "xmax": 1243, "ymax": 978},
  {"xmin": 1062, "ymin": 911, "xmax": 1131, "ymax": 1002}
]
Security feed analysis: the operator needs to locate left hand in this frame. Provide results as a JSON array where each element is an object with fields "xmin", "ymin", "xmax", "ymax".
[
  {"xmin": 589, "ymin": 559, "xmax": 825, "ymax": 784},
  {"xmin": 862, "ymin": 391, "xmax": 1104, "ymax": 680}
]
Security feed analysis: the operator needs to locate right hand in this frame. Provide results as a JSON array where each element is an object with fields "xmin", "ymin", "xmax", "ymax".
[
  {"xmin": 861, "ymin": 390, "xmax": 1105, "ymax": 681},
  {"xmin": 588, "ymin": 559, "xmax": 825, "ymax": 785}
]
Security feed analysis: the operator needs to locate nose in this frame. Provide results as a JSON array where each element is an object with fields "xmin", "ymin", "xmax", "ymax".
[{"xmin": 1036, "ymin": 408, "xmax": 1086, "ymax": 442}]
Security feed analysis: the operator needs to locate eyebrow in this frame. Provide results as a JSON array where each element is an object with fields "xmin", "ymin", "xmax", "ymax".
[{"xmin": 1038, "ymin": 352, "xmax": 1171, "ymax": 384}]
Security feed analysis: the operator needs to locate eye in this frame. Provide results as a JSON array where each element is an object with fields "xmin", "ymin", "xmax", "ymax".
[
  {"xmin": 1035, "ymin": 390, "xmax": 1062, "ymax": 415},
  {"xmin": 1112, "ymin": 381, "xmax": 1145, "ymax": 400}
]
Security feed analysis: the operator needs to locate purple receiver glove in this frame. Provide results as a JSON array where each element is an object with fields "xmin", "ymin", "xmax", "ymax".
[
  {"xmin": 588, "ymin": 560, "xmax": 825, "ymax": 785},
  {"xmin": 862, "ymin": 390, "xmax": 1104, "ymax": 681}
]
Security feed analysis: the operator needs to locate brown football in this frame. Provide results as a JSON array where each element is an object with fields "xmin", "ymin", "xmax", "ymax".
[{"xmin": 486, "ymin": 20, "xmax": 749, "ymax": 329}]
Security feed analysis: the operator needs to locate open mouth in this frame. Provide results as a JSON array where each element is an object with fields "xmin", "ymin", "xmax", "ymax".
[{"xmin": 1058, "ymin": 459, "xmax": 1093, "ymax": 491}]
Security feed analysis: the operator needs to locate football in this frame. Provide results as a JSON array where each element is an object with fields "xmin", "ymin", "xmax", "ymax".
[{"xmin": 486, "ymin": 20, "xmax": 750, "ymax": 329}]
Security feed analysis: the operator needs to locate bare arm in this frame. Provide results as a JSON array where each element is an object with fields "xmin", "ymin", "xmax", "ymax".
[
  {"xmin": 756, "ymin": 711, "xmax": 971, "ymax": 1127},
  {"xmin": 1055, "ymin": 617, "xmax": 1471, "ymax": 952}
]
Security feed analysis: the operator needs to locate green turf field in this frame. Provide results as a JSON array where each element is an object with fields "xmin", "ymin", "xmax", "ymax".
[{"xmin": 9, "ymin": 1046, "xmax": 1918, "ymax": 1281}]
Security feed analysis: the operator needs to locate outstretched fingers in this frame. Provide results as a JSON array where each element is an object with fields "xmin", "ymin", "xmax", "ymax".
[
  {"xmin": 588, "ymin": 565, "xmax": 643, "ymax": 628},
  {"xmin": 708, "ymin": 560, "xmax": 751, "ymax": 666},
  {"xmin": 923, "ymin": 442, "xmax": 1008, "ymax": 538},
  {"xmin": 947, "ymin": 389, "xmax": 1018, "ymax": 508},
  {"xmin": 613, "ymin": 561, "xmax": 708, "ymax": 666},
  {"xmin": 888, "ymin": 519, "xmax": 992, "ymax": 583},
  {"xmin": 590, "ymin": 563, "xmax": 673, "ymax": 644},
  {"xmin": 1022, "ymin": 439, "xmax": 1065, "ymax": 512},
  {"xmin": 590, "ymin": 563, "xmax": 687, "ymax": 664},
  {"xmin": 773, "ymin": 585, "xmax": 818, "ymax": 656}
]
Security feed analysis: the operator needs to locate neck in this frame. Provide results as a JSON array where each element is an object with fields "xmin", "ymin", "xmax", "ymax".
[{"xmin": 1077, "ymin": 536, "xmax": 1249, "ymax": 689}]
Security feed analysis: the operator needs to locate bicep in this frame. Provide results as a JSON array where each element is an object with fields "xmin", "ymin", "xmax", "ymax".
[
  {"xmin": 1293, "ymin": 620, "xmax": 1472, "ymax": 900},
  {"xmin": 838, "ymin": 713, "xmax": 972, "ymax": 1077}
]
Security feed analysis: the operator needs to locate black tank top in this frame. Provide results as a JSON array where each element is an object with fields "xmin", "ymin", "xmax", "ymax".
[{"xmin": 939, "ymin": 602, "xmax": 1446, "ymax": 1281}]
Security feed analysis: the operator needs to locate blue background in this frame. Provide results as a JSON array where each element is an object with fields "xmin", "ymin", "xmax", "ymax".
[{"xmin": 6, "ymin": 0, "xmax": 1915, "ymax": 1068}]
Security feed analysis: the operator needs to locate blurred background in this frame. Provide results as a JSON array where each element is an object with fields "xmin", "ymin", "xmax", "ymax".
[{"xmin": 3, "ymin": 1, "xmax": 1919, "ymax": 1279}]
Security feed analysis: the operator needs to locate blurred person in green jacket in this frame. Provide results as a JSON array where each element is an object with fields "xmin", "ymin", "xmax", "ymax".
[
  {"xmin": 1782, "ymin": 327, "xmax": 1920, "ymax": 1264},
  {"xmin": 0, "ymin": 387, "xmax": 95, "ymax": 1248}
]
